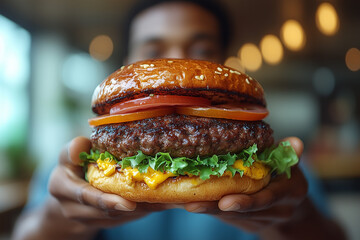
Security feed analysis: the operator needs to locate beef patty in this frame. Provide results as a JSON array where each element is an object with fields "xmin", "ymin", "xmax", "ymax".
[{"xmin": 91, "ymin": 114, "xmax": 274, "ymax": 159}]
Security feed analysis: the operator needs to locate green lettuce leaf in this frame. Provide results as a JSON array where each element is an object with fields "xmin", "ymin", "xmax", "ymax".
[
  {"xmin": 258, "ymin": 141, "xmax": 299, "ymax": 178},
  {"xmin": 79, "ymin": 141, "xmax": 299, "ymax": 180},
  {"xmin": 79, "ymin": 149, "xmax": 119, "ymax": 166},
  {"xmin": 79, "ymin": 149, "xmax": 119, "ymax": 181}
]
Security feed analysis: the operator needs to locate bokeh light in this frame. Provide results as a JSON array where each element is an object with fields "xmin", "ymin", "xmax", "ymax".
[
  {"xmin": 345, "ymin": 48, "xmax": 360, "ymax": 72},
  {"xmin": 316, "ymin": 2, "xmax": 339, "ymax": 36},
  {"xmin": 224, "ymin": 56, "xmax": 245, "ymax": 72},
  {"xmin": 237, "ymin": 43, "xmax": 262, "ymax": 72},
  {"xmin": 89, "ymin": 34, "xmax": 113, "ymax": 61},
  {"xmin": 260, "ymin": 35, "xmax": 284, "ymax": 65},
  {"xmin": 280, "ymin": 20, "xmax": 306, "ymax": 51}
]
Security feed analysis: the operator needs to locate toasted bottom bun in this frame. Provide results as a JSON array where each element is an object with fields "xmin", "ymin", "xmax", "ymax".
[{"xmin": 87, "ymin": 165, "xmax": 271, "ymax": 203}]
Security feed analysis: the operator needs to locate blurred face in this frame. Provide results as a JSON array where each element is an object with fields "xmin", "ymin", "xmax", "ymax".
[{"xmin": 127, "ymin": 2, "xmax": 224, "ymax": 64}]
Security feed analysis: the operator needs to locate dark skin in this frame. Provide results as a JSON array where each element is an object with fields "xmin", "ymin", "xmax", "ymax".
[
  {"xmin": 126, "ymin": 2, "xmax": 224, "ymax": 63},
  {"xmin": 13, "ymin": 137, "xmax": 345, "ymax": 240},
  {"xmin": 12, "ymin": 2, "xmax": 346, "ymax": 240}
]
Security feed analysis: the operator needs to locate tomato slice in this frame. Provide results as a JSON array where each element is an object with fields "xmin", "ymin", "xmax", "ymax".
[
  {"xmin": 89, "ymin": 107, "xmax": 175, "ymax": 126},
  {"xmin": 110, "ymin": 95, "xmax": 211, "ymax": 115},
  {"xmin": 176, "ymin": 103, "xmax": 268, "ymax": 121}
]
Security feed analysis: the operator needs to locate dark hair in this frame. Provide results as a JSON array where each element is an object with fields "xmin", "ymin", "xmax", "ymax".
[{"xmin": 120, "ymin": 0, "xmax": 231, "ymax": 62}]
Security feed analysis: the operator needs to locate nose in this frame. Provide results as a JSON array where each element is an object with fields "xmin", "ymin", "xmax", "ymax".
[{"xmin": 165, "ymin": 46, "xmax": 186, "ymax": 59}]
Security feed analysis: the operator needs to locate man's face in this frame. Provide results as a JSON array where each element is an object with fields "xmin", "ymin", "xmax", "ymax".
[{"xmin": 127, "ymin": 2, "xmax": 224, "ymax": 64}]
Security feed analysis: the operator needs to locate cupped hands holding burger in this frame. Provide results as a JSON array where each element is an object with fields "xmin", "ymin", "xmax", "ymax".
[
  {"xmin": 12, "ymin": 1, "xmax": 345, "ymax": 240},
  {"xmin": 56, "ymin": 136, "xmax": 307, "ymax": 233},
  {"xmin": 53, "ymin": 136, "xmax": 307, "ymax": 231},
  {"xmin": 15, "ymin": 136, "xmax": 342, "ymax": 240}
]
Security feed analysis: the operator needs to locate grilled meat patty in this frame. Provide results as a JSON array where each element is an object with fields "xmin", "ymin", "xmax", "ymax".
[{"xmin": 91, "ymin": 114, "xmax": 274, "ymax": 159}]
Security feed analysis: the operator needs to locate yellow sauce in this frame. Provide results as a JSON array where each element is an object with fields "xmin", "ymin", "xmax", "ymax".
[
  {"xmin": 96, "ymin": 158, "xmax": 116, "ymax": 176},
  {"xmin": 122, "ymin": 167, "xmax": 175, "ymax": 190},
  {"xmin": 232, "ymin": 159, "xmax": 270, "ymax": 180},
  {"xmin": 95, "ymin": 157, "xmax": 269, "ymax": 189}
]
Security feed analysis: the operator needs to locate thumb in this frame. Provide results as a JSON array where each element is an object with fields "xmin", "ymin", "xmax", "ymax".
[
  {"xmin": 59, "ymin": 136, "xmax": 92, "ymax": 167},
  {"xmin": 278, "ymin": 136, "xmax": 304, "ymax": 158}
]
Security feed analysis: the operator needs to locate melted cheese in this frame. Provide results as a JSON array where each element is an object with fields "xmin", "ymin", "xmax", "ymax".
[
  {"xmin": 122, "ymin": 167, "xmax": 175, "ymax": 190},
  {"xmin": 95, "ymin": 157, "xmax": 269, "ymax": 190},
  {"xmin": 96, "ymin": 158, "xmax": 116, "ymax": 176},
  {"xmin": 232, "ymin": 159, "xmax": 270, "ymax": 180}
]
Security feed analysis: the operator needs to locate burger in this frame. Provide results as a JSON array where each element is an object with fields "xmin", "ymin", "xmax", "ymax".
[{"xmin": 80, "ymin": 59, "xmax": 298, "ymax": 203}]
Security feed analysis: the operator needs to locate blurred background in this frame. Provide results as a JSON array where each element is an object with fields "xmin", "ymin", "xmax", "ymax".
[{"xmin": 0, "ymin": 0, "xmax": 359, "ymax": 239}]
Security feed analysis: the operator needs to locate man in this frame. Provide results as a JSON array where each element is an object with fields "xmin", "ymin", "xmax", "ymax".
[
  {"xmin": 12, "ymin": 1, "xmax": 345, "ymax": 239},
  {"xmin": 123, "ymin": 0, "xmax": 227, "ymax": 63}
]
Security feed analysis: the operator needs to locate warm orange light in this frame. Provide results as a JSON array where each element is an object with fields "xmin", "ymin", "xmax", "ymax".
[
  {"xmin": 345, "ymin": 48, "xmax": 360, "ymax": 72},
  {"xmin": 280, "ymin": 20, "xmax": 306, "ymax": 51},
  {"xmin": 89, "ymin": 35, "xmax": 113, "ymax": 61},
  {"xmin": 224, "ymin": 56, "xmax": 245, "ymax": 72},
  {"xmin": 260, "ymin": 35, "xmax": 283, "ymax": 65},
  {"xmin": 238, "ymin": 43, "xmax": 262, "ymax": 72},
  {"xmin": 316, "ymin": 3, "xmax": 339, "ymax": 36}
]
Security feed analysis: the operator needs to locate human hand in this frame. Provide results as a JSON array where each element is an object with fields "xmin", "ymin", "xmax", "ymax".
[
  {"xmin": 183, "ymin": 137, "xmax": 308, "ymax": 232},
  {"xmin": 48, "ymin": 136, "xmax": 177, "ymax": 230}
]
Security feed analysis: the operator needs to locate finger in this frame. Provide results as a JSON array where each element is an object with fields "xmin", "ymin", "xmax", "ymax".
[
  {"xmin": 69, "ymin": 136, "xmax": 92, "ymax": 165},
  {"xmin": 56, "ymin": 198, "xmax": 148, "ymax": 229},
  {"xmin": 70, "ymin": 182, "xmax": 136, "ymax": 211},
  {"xmin": 278, "ymin": 136, "xmax": 304, "ymax": 158},
  {"xmin": 49, "ymin": 166, "xmax": 137, "ymax": 212},
  {"xmin": 58, "ymin": 198, "xmax": 114, "ymax": 220},
  {"xmin": 218, "ymin": 189, "xmax": 278, "ymax": 213},
  {"xmin": 59, "ymin": 136, "xmax": 91, "ymax": 167},
  {"xmin": 58, "ymin": 137, "xmax": 91, "ymax": 177},
  {"xmin": 218, "ymin": 176, "xmax": 288, "ymax": 212},
  {"xmin": 58, "ymin": 198, "xmax": 141, "ymax": 221},
  {"xmin": 184, "ymin": 201, "xmax": 220, "ymax": 214},
  {"xmin": 218, "ymin": 167, "xmax": 307, "ymax": 212}
]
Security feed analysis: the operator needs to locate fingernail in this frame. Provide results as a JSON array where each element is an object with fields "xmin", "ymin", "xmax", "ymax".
[
  {"xmin": 115, "ymin": 203, "xmax": 134, "ymax": 211},
  {"xmin": 223, "ymin": 203, "xmax": 240, "ymax": 212}
]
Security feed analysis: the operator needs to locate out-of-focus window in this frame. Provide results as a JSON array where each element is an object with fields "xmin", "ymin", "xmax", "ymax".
[{"xmin": 0, "ymin": 15, "xmax": 31, "ymax": 179}]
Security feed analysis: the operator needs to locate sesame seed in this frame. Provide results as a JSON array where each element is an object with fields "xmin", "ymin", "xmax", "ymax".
[
  {"xmin": 140, "ymin": 64, "xmax": 150, "ymax": 68},
  {"xmin": 150, "ymin": 64, "xmax": 155, "ymax": 67},
  {"xmin": 229, "ymin": 70, "xmax": 235, "ymax": 73},
  {"xmin": 224, "ymin": 73, "xmax": 229, "ymax": 77},
  {"xmin": 194, "ymin": 75, "xmax": 205, "ymax": 81},
  {"xmin": 255, "ymin": 87, "xmax": 258, "ymax": 91},
  {"xmin": 167, "ymin": 60, "xmax": 174, "ymax": 63},
  {"xmin": 235, "ymin": 71, "xmax": 241, "ymax": 75},
  {"xmin": 224, "ymin": 67, "xmax": 229, "ymax": 71},
  {"xmin": 246, "ymin": 78, "xmax": 250, "ymax": 84},
  {"xmin": 120, "ymin": 66, "xmax": 125, "ymax": 70},
  {"xmin": 249, "ymin": 76, "xmax": 253, "ymax": 80},
  {"xmin": 128, "ymin": 64, "xmax": 133, "ymax": 69},
  {"xmin": 149, "ymin": 94, "xmax": 154, "ymax": 97},
  {"xmin": 215, "ymin": 71, "xmax": 221, "ymax": 74},
  {"xmin": 217, "ymin": 67, "xmax": 223, "ymax": 71}
]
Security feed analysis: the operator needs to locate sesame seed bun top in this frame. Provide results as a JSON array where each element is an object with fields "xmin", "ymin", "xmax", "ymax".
[{"xmin": 91, "ymin": 59, "xmax": 266, "ymax": 115}]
